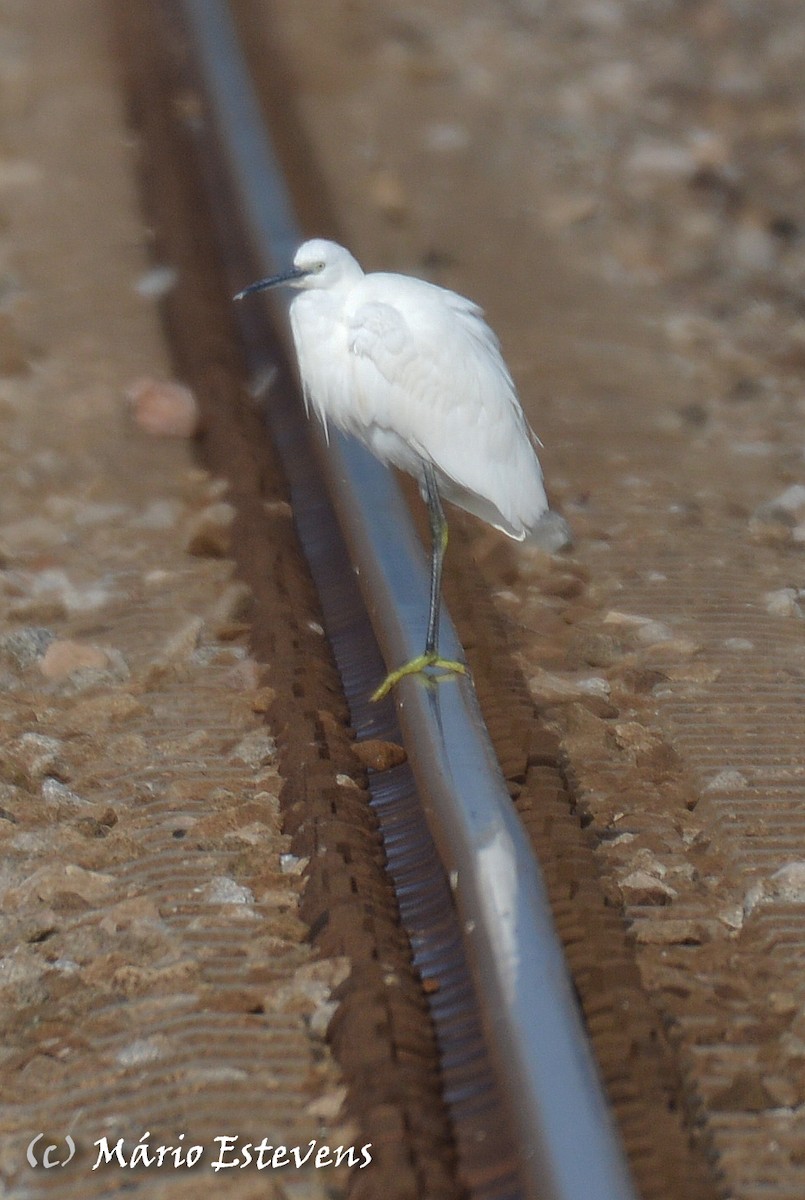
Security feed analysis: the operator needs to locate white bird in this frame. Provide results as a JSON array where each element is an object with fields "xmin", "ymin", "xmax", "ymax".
[{"xmin": 236, "ymin": 238, "xmax": 548, "ymax": 700}]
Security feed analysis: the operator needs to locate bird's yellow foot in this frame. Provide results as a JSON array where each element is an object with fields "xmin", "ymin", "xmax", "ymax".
[{"xmin": 371, "ymin": 653, "xmax": 467, "ymax": 702}]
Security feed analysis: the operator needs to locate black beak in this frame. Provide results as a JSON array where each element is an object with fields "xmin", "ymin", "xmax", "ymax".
[{"xmin": 234, "ymin": 265, "xmax": 307, "ymax": 301}]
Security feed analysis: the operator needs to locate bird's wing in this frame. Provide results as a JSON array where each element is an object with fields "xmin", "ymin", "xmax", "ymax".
[
  {"xmin": 345, "ymin": 278, "xmax": 546, "ymax": 534},
  {"xmin": 346, "ymin": 283, "xmax": 501, "ymax": 444}
]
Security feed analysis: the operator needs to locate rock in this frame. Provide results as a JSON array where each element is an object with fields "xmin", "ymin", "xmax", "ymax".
[
  {"xmin": 529, "ymin": 510, "xmax": 573, "ymax": 552},
  {"xmin": 543, "ymin": 193, "xmax": 599, "ymax": 229},
  {"xmin": 0, "ymin": 516, "xmax": 66, "ymax": 553},
  {"xmin": 202, "ymin": 877, "xmax": 255, "ymax": 906},
  {"xmin": 184, "ymin": 502, "xmax": 236, "ymax": 557},
  {"xmin": 749, "ymin": 484, "xmax": 805, "ymax": 545},
  {"xmin": 306, "ymin": 1086, "xmax": 348, "ymax": 1120},
  {"xmin": 230, "ymin": 730, "xmax": 277, "ymax": 768},
  {"xmin": 224, "ymin": 658, "xmax": 262, "ymax": 691},
  {"xmin": 3, "ymin": 863, "xmax": 115, "ymax": 907},
  {"xmin": 250, "ymin": 686, "xmax": 277, "ymax": 713},
  {"xmin": 703, "ymin": 768, "xmax": 749, "ymax": 793},
  {"xmin": 39, "ymin": 639, "xmax": 110, "ymax": 681},
  {"xmin": 770, "ymin": 862, "xmax": 805, "ymax": 903},
  {"xmin": 127, "ymin": 376, "xmax": 200, "ymax": 438},
  {"xmin": 624, "ymin": 138, "xmax": 697, "ymax": 188},
  {"xmin": 133, "ymin": 265, "xmax": 178, "ymax": 299},
  {"xmin": 60, "ymin": 691, "xmax": 145, "ymax": 735},
  {"xmin": 764, "ymin": 588, "xmax": 804, "ymax": 618},
  {"xmin": 206, "ymin": 580, "xmax": 253, "ymax": 627},
  {"xmin": 132, "ymin": 499, "xmax": 183, "ymax": 530},
  {"xmin": 3, "ymin": 733, "xmax": 67, "ymax": 788},
  {"xmin": 571, "ymin": 631, "xmax": 623, "ymax": 668},
  {"xmin": 632, "ymin": 918, "xmax": 717, "ymax": 945},
  {"xmin": 0, "ymin": 626, "xmax": 56, "ymax": 670},
  {"xmin": 351, "ymin": 738, "xmax": 407, "ymax": 771},
  {"xmin": 41, "ymin": 777, "xmax": 92, "ymax": 810},
  {"xmin": 729, "ymin": 212, "xmax": 778, "ymax": 273},
  {"xmin": 618, "ymin": 869, "xmax": 677, "ymax": 906},
  {"xmin": 743, "ymin": 862, "xmax": 805, "ymax": 918},
  {"xmin": 368, "ymin": 167, "xmax": 408, "ymax": 222},
  {"xmin": 10, "ymin": 568, "xmax": 112, "ymax": 615},
  {"xmin": 709, "ymin": 1073, "xmax": 776, "ymax": 1113},
  {"xmin": 526, "ymin": 666, "xmax": 610, "ymax": 706},
  {"xmin": 633, "ymin": 619, "xmax": 676, "ymax": 645}
]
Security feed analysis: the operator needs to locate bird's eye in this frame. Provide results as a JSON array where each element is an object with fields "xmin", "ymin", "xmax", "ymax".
[{"xmin": 314, "ymin": 261, "xmax": 325, "ymax": 273}]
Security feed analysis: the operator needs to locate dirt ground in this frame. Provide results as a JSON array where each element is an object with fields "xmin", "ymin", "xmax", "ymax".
[
  {"xmin": 0, "ymin": 3, "xmax": 355, "ymax": 1197},
  {"xmin": 237, "ymin": 2, "xmax": 805, "ymax": 1197},
  {"xmin": 1, "ymin": 1, "xmax": 805, "ymax": 1198}
]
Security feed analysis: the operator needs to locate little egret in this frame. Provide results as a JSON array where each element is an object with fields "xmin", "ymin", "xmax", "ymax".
[{"xmin": 236, "ymin": 239, "xmax": 548, "ymax": 700}]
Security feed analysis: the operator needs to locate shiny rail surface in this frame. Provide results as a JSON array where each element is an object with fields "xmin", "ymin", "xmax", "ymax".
[{"xmin": 180, "ymin": 3, "xmax": 639, "ymax": 1197}]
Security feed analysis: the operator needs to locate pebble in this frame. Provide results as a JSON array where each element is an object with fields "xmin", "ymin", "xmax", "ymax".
[
  {"xmin": 44, "ymin": 497, "xmax": 128, "ymax": 527},
  {"xmin": 4, "ymin": 732, "xmax": 67, "ymax": 787},
  {"xmin": 250, "ymin": 686, "xmax": 277, "ymax": 713},
  {"xmin": 703, "ymin": 768, "xmax": 749, "ymax": 793},
  {"xmin": 306, "ymin": 1086, "xmax": 348, "ymax": 1120},
  {"xmin": 184, "ymin": 501, "xmax": 236, "ymax": 557},
  {"xmin": 632, "ymin": 917, "xmax": 717, "ymax": 946},
  {"xmin": 4, "ymin": 862, "xmax": 115, "ymax": 907},
  {"xmin": 742, "ymin": 863, "xmax": 805, "ymax": 917},
  {"xmin": 571, "ymin": 630, "xmax": 623, "ymax": 668},
  {"xmin": 351, "ymin": 738, "xmax": 407, "ymax": 771},
  {"xmin": 633, "ymin": 619, "xmax": 676, "ymax": 645},
  {"xmin": 13, "ymin": 568, "xmax": 112, "ymax": 615},
  {"xmin": 60, "ymin": 691, "xmax": 145, "ymax": 735},
  {"xmin": 729, "ymin": 213, "xmax": 778, "ymax": 273},
  {"xmin": 0, "ymin": 626, "xmax": 55, "ymax": 670},
  {"xmin": 201, "ymin": 876, "xmax": 255, "ymax": 906},
  {"xmin": 280, "ymin": 853, "xmax": 310, "ymax": 875},
  {"xmin": 770, "ymin": 862, "xmax": 805, "ymax": 903},
  {"xmin": 131, "ymin": 499, "xmax": 183, "ymax": 530},
  {"xmin": 224, "ymin": 658, "xmax": 262, "ymax": 691},
  {"xmin": 424, "ymin": 121, "xmax": 469, "ymax": 152},
  {"xmin": 749, "ymin": 484, "xmax": 805, "ymax": 545},
  {"xmin": 133, "ymin": 265, "xmax": 178, "ymax": 299},
  {"xmin": 723, "ymin": 637, "xmax": 754, "ymax": 652},
  {"xmin": 205, "ymin": 580, "xmax": 253, "ymax": 628},
  {"xmin": 116, "ymin": 1037, "xmax": 166, "ymax": 1066},
  {"xmin": 764, "ymin": 588, "xmax": 804, "ymax": 618},
  {"xmin": 543, "ymin": 193, "xmax": 598, "ymax": 229},
  {"xmin": 141, "ymin": 618, "xmax": 203, "ymax": 687},
  {"xmin": 529, "ymin": 511, "xmax": 574, "ymax": 552},
  {"xmin": 624, "ymin": 138, "xmax": 697, "ymax": 183},
  {"xmin": 613, "ymin": 721, "xmax": 661, "ymax": 756},
  {"xmin": 618, "ymin": 868, "xmax": 677, "ymax": 906},
  {"xmin": 526, "ymin": 666, "xmax": 610, "ymax": 706},
  {"xmin": 41, "ymin": 777, "xmax": 92, "ymax": 810},
  {"xmin": 367, "ymin": 167, "xmax": 408, "ymax": 222},
  {"xmin": 0, "ymin": 515, "xmax": 66, "ymax": 553},
  {"xmin": 126, "ymin": 376, "xmax": 200, "ymax": 438},
  {"xmin": 230, "ymin": 729, "xmax": 277, "ymax": 768},
  {"xmin": 38, "ymin": 639, "xmax": 110, "ymax": 681},
  {"xmin": 644, "ymin": 637, "xmax": 701, "ymax": 663},
  {"xmin": 708, "ymin": 1074, "xmax": 776, "ymax": 1113}
]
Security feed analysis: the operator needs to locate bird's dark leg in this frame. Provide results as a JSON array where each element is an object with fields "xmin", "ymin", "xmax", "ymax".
[
  {"xmin": 424, "ymin": 464, "xmax": 448, "ymax": 656},
  {"xmin": 371, "ymin": 465, "xmax": 467, "ymax": 701}
]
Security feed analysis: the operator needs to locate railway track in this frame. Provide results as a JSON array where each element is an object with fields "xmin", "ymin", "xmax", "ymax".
[
  {"xmin": 109, "ymin": 2, "xmax": 722, "ymax": 1199},
  {"xmin": 4, "ymin": 0, "xmax": 805, "ymax": 1196},
  {"xmin": 7, "ymin": 2, "xmax": 805, "ymax": 1198},
  {"xmin": 167, "ymin": 2, "xmax": 640, "ymax": 1197}
]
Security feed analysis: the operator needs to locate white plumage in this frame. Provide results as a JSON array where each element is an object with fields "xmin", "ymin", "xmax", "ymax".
[
  {"xmin": 284, "ymin": 240, "xmax": 547, "ymax": 538},
  {"xmin": 236, "ymin": 238, "xmax": 549, "ymax": 697}
]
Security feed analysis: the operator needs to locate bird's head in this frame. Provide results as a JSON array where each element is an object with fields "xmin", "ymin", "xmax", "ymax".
[{"xmin": 235, "ymin": 239, "xmax": 363, "ymax": 299}]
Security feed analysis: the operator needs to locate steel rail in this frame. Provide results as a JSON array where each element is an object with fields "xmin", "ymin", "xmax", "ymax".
[{"xmin": 180, "ymin": 3, "xmax": 639, "ymax": 1198}]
